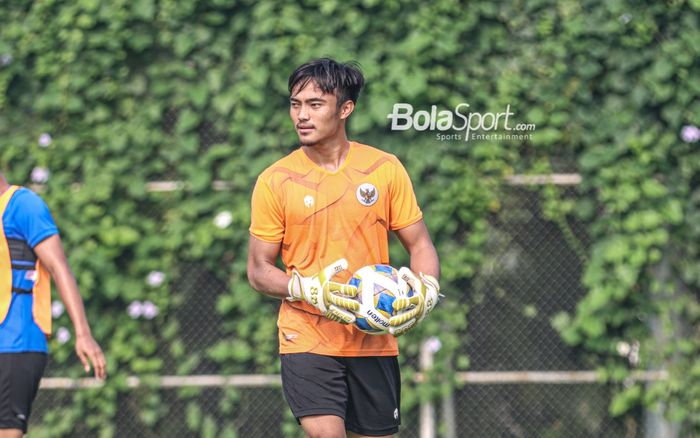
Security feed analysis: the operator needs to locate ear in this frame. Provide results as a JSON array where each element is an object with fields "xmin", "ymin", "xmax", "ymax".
[{"xmin": 339, "ymin": 100, "xmax": 355, "ymax": 120}]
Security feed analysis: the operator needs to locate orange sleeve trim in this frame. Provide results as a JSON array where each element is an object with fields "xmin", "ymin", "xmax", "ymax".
[
  {"xmin": 389, "ymin": 213, "xmax": 423, "ymax": 231},
  {"xmin": 249, "ymin": 232, "xmax": 283, "ymax": 244}
]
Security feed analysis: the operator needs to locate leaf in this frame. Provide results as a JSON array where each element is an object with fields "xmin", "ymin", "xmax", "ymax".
[
  {"xmin": 201, "ymin": 415, "xmax": 218, "ymax": 438},
  {"xmin": 610, "ymin": 386, "xmax": 642, "ymax": 416},
  {"xmin": 132, "ymin": 0, "xmax": 155, "ymax": 20},
  {"xmin": 186, "ymin": 402, "xmax": 202, "ymax": 430},
  {"xmin": 176, "ymin": 109, "xmax": 200, "ymax": 133}
]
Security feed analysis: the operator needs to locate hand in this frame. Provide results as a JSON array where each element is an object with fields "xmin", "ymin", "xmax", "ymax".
[
  {"xmin": 75, "ymin": 333, "xmax": 107, "ymax": 380},
  {"xmin": 287, "ymin": 258, "xmax": 360, "ymax": 324},
  {"xmin": 389, "ymin": 268, "xmax": 441, "ymax": 336}
]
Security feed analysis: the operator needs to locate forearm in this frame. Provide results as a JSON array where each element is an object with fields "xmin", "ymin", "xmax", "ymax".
[
  {"xmin": 409, "ymin": 243, "xmax": 440, "ymax": 280},
  {"xmin": 248, "ymin": 262, "xmax": 291, "ymax": 300},
  {"xmin": 50, "ymin": 266, "xmax": 93, "ymax": 337},
  {"xmin": 34, "ymin": 235, "xmax": 106, "ymax": 378}
]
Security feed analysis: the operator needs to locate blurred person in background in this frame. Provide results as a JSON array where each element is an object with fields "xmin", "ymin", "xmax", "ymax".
[
  {"xmin": 0, "ymin": 171, "xmax": 106, "ymax": 438},
  {"xmin": 247, "ymin": 58, "xmax": 441, "ymax": 438}
]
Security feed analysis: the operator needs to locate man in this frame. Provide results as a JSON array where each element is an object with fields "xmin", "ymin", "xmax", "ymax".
[
  {"xmin": 0, "ymin": 171, "xmax": 106, "ymax": 437},
  {"xmin": 247, "ymin": 58, "xmax": 440, "ymax": 438}
]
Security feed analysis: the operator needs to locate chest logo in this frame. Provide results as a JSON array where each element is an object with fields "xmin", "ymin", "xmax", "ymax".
[
  {"xmin": 356, "ymin": 183, "xmax": 378, "ymax": 206},
  {"xmin": 304, "ymin": 195, "xmax": 314, "ymax": 208}
]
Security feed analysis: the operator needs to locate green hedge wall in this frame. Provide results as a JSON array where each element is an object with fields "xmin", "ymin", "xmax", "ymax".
[{"xmin": 1, "ymin": 0, "xmax": 699, "ymax": 435}]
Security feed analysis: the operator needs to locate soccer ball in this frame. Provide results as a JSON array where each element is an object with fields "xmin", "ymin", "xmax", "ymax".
[{"xmin": 348, "ymin": 265, "xmax": 404, "ymax": 335}]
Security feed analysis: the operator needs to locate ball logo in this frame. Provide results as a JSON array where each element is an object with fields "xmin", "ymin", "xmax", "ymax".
[
  {"xmin": 365, "ymin": 308, "xmax": 390, "ymax": 328},
  {"xmin": 356, "ymin": 183, "xmax": 378, "ymax": 206},
  {"xmin": 393, "ymin": 408, "xmax": 399, "ymax": 420},
  {"xmin": 304, "ymin": 195, "xmax": 314, "ymax": 208}
]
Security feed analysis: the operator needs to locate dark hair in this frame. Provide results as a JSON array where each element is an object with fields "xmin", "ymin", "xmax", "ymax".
[{"xmin": 288, "ymin": 58, "xmax": 365, "ymax": 107}]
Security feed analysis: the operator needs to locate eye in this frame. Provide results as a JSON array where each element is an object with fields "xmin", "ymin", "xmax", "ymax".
[{"xmin": 311, "ymin": 103, "xmax": 322, "ymax": 108}]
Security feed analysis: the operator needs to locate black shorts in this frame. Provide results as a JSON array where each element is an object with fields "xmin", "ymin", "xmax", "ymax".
[
  {"xmin": 0, "ymin": 352, "xmax": 48, "ymax": 433},
  {"xmin": 280, "ymin": 353, "xmax": 401, "ymax": 436}
]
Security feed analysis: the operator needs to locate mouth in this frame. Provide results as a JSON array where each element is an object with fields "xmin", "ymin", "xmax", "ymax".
[{"xmin": 297, "ymin": 126, "xmax": 314, "ymax": 135}]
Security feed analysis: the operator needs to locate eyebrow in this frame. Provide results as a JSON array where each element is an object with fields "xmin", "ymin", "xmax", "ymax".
[{"xmin": 289, "ymin": 97, "xmax": 327, "ymax": 103}]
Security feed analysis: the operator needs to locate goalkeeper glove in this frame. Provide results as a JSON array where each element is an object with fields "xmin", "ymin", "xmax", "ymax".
[
  {"xmin": 389, "ymin": 267, "xmax": 441, "ymax": 336},
  {"xmin": 287, "ymin": 258, "xmax": 360, "ymax": 324}
]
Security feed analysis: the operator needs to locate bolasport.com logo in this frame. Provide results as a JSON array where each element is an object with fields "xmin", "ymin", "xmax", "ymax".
[{"xmin": 387, "ymin": 103, "xmax": 536, "ymax": 142}]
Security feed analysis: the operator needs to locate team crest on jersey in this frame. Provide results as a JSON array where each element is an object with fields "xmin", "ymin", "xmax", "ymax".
[
  {"xmin": 356, "ymin": 183, "xmax": 378, "ymax": 206},
  {"xmin": 304, "ymin": 195, "xmax": 314, "ymax": 208}
]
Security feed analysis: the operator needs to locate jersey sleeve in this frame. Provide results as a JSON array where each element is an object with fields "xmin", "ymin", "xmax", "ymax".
[
  {"xmin": 14, "ymin": 190, "xmax": 59, "ymax": 248},
  {"xmin": 388, "ymin": 158, "xmax": 423, "ymax": 230},
  {"xmin": 249, "ymin": 176, "xmax": 285, "ymax": 243}
]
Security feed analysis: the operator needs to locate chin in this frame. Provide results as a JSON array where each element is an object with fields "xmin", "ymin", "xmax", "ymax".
[{"xmin": 298, "ymin": 135, "xmax": 318, "ymax": 146}]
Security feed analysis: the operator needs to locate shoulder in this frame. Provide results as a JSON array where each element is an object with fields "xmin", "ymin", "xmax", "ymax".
[
  {"xmin": 257, "ymin": 149, "xmax": 311, "ymax": 187},
  {"xmin": 351, "ymin": 142, "xmax": 397, "ymax": 160},
  {"xmin": 4, "ymin": 187, "xmax": 58, "ymax": 245},
  {"xmin": 8, "ymin": 187, "xmax": 51, "ymax": 214},
  {"xmin": 348, "ymin": 142, "xmax": 403, "ymax": 173}
]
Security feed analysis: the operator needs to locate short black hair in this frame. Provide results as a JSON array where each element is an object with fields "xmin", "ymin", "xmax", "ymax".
[{"xmin": 288, "ymin": 58, "xmax": 365, "ymax": 107}]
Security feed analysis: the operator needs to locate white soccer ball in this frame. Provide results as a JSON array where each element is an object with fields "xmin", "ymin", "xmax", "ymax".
[{"xmin": 348, "ymin": 265, "xmax": 404, "ymax": 335}]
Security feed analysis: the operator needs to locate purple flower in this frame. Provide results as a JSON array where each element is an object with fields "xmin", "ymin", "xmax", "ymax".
[
  {"xmin": 142, "ymin": 301, "xmax": 159, "ymax": 319},
  {"xmin": 681, "ymin": 125, "xmax": 700, "ymax": 143},
  {"xmin": 127, "ymin": 301, "xmax": 143, "ymax": 319},
  {"xmin": 425, "ymin": 336, "xmax": 442, "ymax": 353},
  {"xmin": 56, "ymin": 327, "xmax": 71, "ymax": 344},
  {"xmin": 147, "ymin": 271, "xmax": 165, "ymax": 287},
  {"xmin": 30, "ymin": 167, "xmax": 50, "ymax": 184},
  {"xmin": 619, "ymin": 13, "xmax": 632, "ymax": 24},
  {"xmin": 51, "ymin": 301, "xmax": 65, "ymax": 318},
  {"xmin": 0, "ymin": 54, "xmax": 12, "ymax": 66},
  {"xmin": 38, "ymin": 133, "xmax": 52, "ymax": 147}
]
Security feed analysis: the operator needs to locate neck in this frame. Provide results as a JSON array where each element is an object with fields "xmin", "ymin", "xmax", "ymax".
[
  {"xmin": 302, "ymin": 137, "xmax": 351, "ymax": 173},
  {"xmin": 0, "ymin": 178, "xmax": 8, "ymax": 195}
]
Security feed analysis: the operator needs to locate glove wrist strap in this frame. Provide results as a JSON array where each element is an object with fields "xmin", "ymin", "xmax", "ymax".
[
  {"xmin": 287, "ymin": 273, "xmax": 300, "ymax": 301},
  {"xmin": 420, "ymin": 273, "xmax": 440, "ymax": 292}
]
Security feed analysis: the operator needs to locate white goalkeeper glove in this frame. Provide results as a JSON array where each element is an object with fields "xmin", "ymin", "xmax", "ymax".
[
  {"xmin": 287, "ymin": 258, "xmax": 360, "ymax": 324},
  {"xmin": 389, "ymin": 267, "xmax": 441, "ymax": 336}
]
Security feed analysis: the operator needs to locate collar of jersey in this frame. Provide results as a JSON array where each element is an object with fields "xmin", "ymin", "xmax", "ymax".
[{"xmin": 299, "ymin": 141, "xmax": 355, "ymax": 175}]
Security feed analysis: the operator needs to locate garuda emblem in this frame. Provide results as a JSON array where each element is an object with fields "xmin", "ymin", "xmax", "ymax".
[{"xmin": 356, "ymin": 183, "xmax": 378, "ymax": 206}]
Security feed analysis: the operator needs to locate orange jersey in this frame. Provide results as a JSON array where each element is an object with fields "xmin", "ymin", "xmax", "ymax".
[{"xmin": 250, "ymin": 141, "xmax": 422, "ymax": 356}]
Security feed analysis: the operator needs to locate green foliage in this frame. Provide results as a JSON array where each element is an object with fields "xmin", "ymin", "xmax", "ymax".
[
  {"xmin": 1, "ymin": 0, "xmax": 699, "ymax": 435},
  {"xmin": 530, "ymin": 0, "xmax": 700, "ymax": 431}
]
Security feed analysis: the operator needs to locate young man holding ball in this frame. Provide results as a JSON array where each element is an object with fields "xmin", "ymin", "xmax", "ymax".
[{"xmin": 247, "ymin": 58, "xmax": 440, "ymax": 438}]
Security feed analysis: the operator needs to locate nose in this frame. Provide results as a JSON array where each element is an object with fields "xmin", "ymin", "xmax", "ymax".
[{"xmin": 297, "ymin": 105, "xmax": 310, "ymax": 121}]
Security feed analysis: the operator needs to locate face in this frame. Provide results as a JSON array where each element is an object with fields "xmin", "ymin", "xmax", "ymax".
[{"xmin": 289, "ymin": 81, "xmax": 353, "ymax": 146}]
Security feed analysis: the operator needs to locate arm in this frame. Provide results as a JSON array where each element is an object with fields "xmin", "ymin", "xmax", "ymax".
[
  {"xmin": 246, "ymin": 234, "xmax": 359, "ymax": 323},
  {"xmin": 394, "ymin": 219, "xmax": 440, "ymax": 280},
  {"xmin": 390, "ymin": 219, "xmax": 441, "ymax": 335},
  {"xmin": 246, "ymin": 235, "xmax": 291, "ymax": 300},
  {"xmin": 247, "ymin": 174, "xmax": 357, "ymax": 320},
  {"xmin": 34, "ymin": 235, "xmax": 107, "ymax": 380}
]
